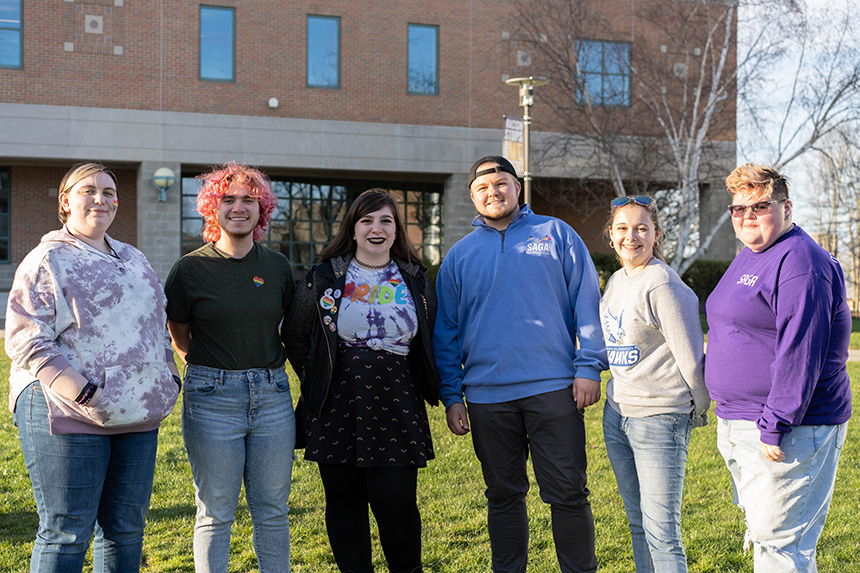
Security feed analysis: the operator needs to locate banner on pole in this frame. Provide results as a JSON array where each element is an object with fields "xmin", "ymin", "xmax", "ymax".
[{"xmin": 502, "ymin": 115, "xmax": 524, "ymax": 177}]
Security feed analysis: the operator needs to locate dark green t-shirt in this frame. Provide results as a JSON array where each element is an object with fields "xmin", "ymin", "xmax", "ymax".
[{"xmin": 165, "ymin": 242, "xmax": 294, "ymax": 370}]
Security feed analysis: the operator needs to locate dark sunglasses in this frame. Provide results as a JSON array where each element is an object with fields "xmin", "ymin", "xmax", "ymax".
[
  {"xmin": 727, "ymin": 199, "xmax": 783, "ymax": 217},
  {"xmin": 612, "ymin": 195, "xmax": 654, "ymax": 208}
]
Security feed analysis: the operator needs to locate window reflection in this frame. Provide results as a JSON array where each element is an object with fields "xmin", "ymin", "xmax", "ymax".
[
  {"xmin": 576, "ymin": 39, "xmax": 631, "ymax": 107},
  {"xmin": 200, "ymin": 7, "xmax": 234, "ymax": 81},
  {"xmin": 408, "ymin": 24, "xmax": 438, "ymax": 95},
  {"xmin": 180, "ymin": 175, "xmax": 443, "ymax": 275},
  {"xmin": 308, "ymin": 16, "xmax": 340, "ymax": 88},
  {"xmin": 0, "ymin": 0, "xmax": 22, "ymax": 69}
]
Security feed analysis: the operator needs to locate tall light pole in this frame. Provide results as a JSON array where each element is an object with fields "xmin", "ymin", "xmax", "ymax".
[{"xmin": 505, "ymin": 76, "xmax": 548, "ymax": 205}]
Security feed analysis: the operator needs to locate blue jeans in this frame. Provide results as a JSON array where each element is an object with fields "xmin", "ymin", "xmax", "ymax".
[
  {"xmin": 468, "ymin": 387, "xmax": 597, "ymax": 573},
  {"xmin": 15, "ymin": 381, "xmax": 159, "ymax": 573},
  {"xmin": 717, "ymin": 418, "xmax": 848, "ymax": 572},
  {"xmin": 182, "ymin": 365, "xmax": 295, "ymax": 573},
  {"xmin": 602, "ymin": 403, "xmax": 692, "ymax": 573}
]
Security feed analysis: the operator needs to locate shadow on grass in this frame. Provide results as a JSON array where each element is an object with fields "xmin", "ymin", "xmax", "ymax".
[
  {"xmin": 145, "ymin": 503, "xmax": 196, "ymax": 522},
  {"xmin": 0, "ymin": 510, "xmax": 38, "ymax": 543}
]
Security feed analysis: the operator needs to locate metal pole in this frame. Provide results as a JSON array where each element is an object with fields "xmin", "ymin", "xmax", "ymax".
[
  {"xmin": 521, "ymin": 85, "xmax": 533, "ymax": 205},
  {"xmin": 505, "ymin": 76, "xmax": 548, "ymax": 207}
]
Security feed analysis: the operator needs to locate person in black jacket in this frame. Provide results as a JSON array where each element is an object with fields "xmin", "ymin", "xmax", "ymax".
[{"xmin": 285, "ymin": 188, "xmax": 439, "ymax": 573}]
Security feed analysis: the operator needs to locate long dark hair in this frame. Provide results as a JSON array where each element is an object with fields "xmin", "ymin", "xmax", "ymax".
[{"xmin": 318, "ymin": 188, "xmax": 422, "ymax": 265}]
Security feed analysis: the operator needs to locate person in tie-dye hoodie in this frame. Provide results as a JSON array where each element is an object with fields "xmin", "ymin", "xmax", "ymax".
[{"xmin": 5, "ymin": 162, "xmax": 181, "ymax": 573}]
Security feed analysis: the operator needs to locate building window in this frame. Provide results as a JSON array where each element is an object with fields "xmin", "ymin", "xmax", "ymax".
[
  {"xmin": 576, "ymin": 40, "xmax": 631, "ymax": 107},
  {"xmin": 0, "ymin": 0, "xmax": 22, "ymax": 69},
  {"xmin": 407, "ymin": 24, "xmax": 438, "ymax": 95},
  {"xmin": 199, "ymin": 6, "xmax": 234, "ymax": 82},
  {"xmin": 180, "ymin": 176, "xmax": 443, "ymax": 275},
  {"xmin": 307, "ymin": 15, "xmax": 340, "ymax": 89},
  {"xmin": 0, "ymin": 168, "xmax": 10, "ymax": 263}
]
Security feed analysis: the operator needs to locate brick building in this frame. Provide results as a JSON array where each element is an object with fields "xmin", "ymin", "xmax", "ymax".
[{"xmin": 0, "ymin": 0, "xmax": 736, "ymax": 288}]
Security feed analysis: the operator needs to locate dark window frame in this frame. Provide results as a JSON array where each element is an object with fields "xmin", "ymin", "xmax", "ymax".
[
  {"xmin": 179, "ymin": 174, "xmax": 443, "ymax": 275},
  {"xmin": 0, "ymin": 0, "xmax": 23, "ymax": 70},
  {"xmin": 576, "ymin": 39, "xmax": 632, "ymax": 108},
  {"xmin": 407, "ymin": 23, "xmax": 439, "ymax": 96},
  {"xmin": 0, "ymin": 167, "xmax": 11, "ymax": 263},
  {"xmin": 307, "ymin": 15, "xmax": 341, "ymax": 89},
  {"xmin": 199, "ymin": 5, "xmax": 235, "ymax": 82}
]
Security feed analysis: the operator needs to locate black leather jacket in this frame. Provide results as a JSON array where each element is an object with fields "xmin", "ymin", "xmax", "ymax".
[{"xmin": 283, "ymin": 254, "xmax": 440, "ymax": 416}]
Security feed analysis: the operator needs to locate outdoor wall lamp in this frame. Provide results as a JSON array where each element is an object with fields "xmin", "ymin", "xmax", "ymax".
[{"xmin": 152, "ymin": 167, "xmax": 177, "ymax": 202}]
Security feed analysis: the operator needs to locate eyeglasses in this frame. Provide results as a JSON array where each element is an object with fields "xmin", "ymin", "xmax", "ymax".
[
  {"xmin": 727, "ymin": 200, "xmax": 783, "ymax": 217},
  {"xmin": 611, "ymin": 195, "xmax": 653, "ymax": 208}
]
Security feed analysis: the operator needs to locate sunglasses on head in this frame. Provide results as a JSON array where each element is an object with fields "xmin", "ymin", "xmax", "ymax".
[{"xmin": 611, "ymin": 195, "xmax": 654, "ymax": 208}]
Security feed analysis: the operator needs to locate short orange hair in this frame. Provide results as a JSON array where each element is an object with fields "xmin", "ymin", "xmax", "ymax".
[
  {"xmin": 196, "ymin": 162, "xmax": 277, "ymax": 242},
  {"xmin": 725, "ymin": 163, "xmax": 789, "ymax": 202}
]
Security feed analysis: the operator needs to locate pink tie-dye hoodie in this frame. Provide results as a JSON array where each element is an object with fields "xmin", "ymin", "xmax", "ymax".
[{"xmin": 5, "ymin": 228, "xmax": 179, "ymax": 435}]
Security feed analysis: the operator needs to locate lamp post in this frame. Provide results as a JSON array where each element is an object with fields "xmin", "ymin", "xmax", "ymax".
[
  {"xmin": 504, "ymin": 76, "xmax": 548, "ymax": 206},
  {"xmin": 152, "ymin": 167, "xmax": 177, "ymax": 202}
]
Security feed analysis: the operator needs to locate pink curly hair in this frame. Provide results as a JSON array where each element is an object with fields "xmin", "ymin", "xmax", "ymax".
[{"xmin": 196, "ymin": 162, "xmax": 277, "ymax": 242}]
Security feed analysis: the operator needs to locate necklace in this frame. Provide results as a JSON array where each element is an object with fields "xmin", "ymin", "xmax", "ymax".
[{"xmin": 353, "ymin": 256, "xmax": 391, "ymax": 270}]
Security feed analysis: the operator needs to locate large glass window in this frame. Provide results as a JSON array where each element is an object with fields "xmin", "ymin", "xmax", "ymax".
[
  {"xmin": 0, "ymin": 0, "xmax": 22, "ymax": 69},
  {"xmin": 307, "ymin": 15, "xmax": 340, "ymax": 89},
  {"xmin": 407, "ymin": 24, "xmax": 438, "ymax": 95},
  {"xmin": 0, "ymin": 168, "xmax": 10, "ymax": 262},
  {"xmin": 576, "ymin": 40, "xmax": 631, "ymax": 107},
  {"xmin": 200, "ymin": 6, "xmax": 234, "ymax": 82},
  {"xmin": 180, "ymin": 175, "xmax": 443, "ymax": 275}
]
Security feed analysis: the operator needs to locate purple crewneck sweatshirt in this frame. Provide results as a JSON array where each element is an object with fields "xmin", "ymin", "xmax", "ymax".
[{"xmin": 704, "ymin": 226, "xmax": 852, "ymax": 446}]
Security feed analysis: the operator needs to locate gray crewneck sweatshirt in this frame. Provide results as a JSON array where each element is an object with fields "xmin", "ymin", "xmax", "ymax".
[{"xmin": 599, "ymin": 258, "xmax": 710, "ymax": 418}]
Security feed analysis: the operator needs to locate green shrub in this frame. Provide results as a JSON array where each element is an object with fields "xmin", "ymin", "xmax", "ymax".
[
  {"xmin": 681, "ymin": 260, "xmax": 732, "ymax": 311},
  {"xmin": 591, "ymin": 253, "xmax": 622, "ymax": 294}
]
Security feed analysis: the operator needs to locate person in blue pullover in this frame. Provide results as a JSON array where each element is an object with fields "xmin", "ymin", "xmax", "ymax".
[{"xmin": 433, "ymin": 155, "xmax": 608, "ymax": 573}]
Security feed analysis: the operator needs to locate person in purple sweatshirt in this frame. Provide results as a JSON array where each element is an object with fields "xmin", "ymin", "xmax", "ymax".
[
  {"xmin": 5, "ymin": 162, "xmax": 181, "ymax": 572},
  {"xmin": 705, "ymin": 163, "xmax": 852, "ymax": 572}
]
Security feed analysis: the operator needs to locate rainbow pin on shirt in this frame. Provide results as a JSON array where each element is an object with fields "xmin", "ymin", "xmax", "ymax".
[{"xmin": 253, "ymin": 276, "xmax": 264, "ymax": 287}]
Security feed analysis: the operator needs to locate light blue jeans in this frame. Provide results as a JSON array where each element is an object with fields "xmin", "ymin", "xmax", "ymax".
[
  {"xmin": 717, "ymin": 418, "xmax": 848, "ymax": 573},
  {"xmin": 603, "ymin": 403, "xmax": 692, "ymax": 573},
  {"xmin": 16, "ymin": 381, "xmax": 159, "ymax": 573},
  {"xmin": 182, "ymin": 365, "xmax": 295, "ymax": 573}
]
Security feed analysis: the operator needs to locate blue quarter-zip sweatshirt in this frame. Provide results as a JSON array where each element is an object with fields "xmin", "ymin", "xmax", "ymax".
[{"xmin": 433, "ymin": 206, "xmax": 608, "ymax": 408}]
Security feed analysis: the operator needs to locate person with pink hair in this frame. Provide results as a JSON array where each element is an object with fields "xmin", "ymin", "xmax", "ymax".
[{"xmin": 165, "ymin": 163, "xmax": 296, "ymax": 573}]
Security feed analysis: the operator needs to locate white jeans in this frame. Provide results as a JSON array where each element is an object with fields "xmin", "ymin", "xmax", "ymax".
[{"xmin": 717, "ymin": 418, "xmax": 848, "ymax": 572}]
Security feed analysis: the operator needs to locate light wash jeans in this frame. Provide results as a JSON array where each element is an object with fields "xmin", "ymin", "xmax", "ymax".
[
  {"xmin": 602, "ymin": 403, "xmax": 692, "ymax": 573},
  {"xmin": 182, "ymin": 365, "xmax": 296, "ymax": 573},
  {"xmin": 717, "ymin": 418, "xmax": 848, "ymax": 573},
  {"xmin": 16, "ymin": 381, "xmax": 159, "ymax": 573}
]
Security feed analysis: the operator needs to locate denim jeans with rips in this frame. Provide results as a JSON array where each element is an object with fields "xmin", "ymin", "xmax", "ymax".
[{"xmin": 717, "ymin": 417, "xmax": 848, "ymax": 572}]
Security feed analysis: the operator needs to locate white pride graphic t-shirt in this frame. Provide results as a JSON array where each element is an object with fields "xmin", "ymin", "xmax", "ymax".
[{"xmin": 336, "ymin": 261, "xmax": 417, "ymax": 356}]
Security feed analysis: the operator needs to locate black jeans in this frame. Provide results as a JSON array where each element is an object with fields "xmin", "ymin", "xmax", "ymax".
[
  {"xmin": 468, "ymin": 386, "xmax": 597, "ymax": 573},
  {"xmin": 318, "ymin": 463, "xmax": 422, "ymax": 573}
]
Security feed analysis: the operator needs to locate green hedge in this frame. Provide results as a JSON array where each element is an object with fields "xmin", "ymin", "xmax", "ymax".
[
  {"xmin": 681, "ymin": 259, "xmax": 732, "ymax": 309},
  {"xmin": 591, "ymin": 253, "xmax": 731, "ymax": 305}
]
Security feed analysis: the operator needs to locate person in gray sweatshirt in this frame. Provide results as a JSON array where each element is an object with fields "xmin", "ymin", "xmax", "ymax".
[{"xmin": 599, "ymin": 196, "xmax": 710, "ymax": 573}]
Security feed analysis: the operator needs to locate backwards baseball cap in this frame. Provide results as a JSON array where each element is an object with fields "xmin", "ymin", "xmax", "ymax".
[{"xmin": 468, "ymin": 155, "xmax": 519, "ymax": 188}]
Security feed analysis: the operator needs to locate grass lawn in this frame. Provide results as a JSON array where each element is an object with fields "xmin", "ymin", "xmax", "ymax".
[{"xmin": 1, "ymin": 351, "xmax": 859, "ymax": 572}]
